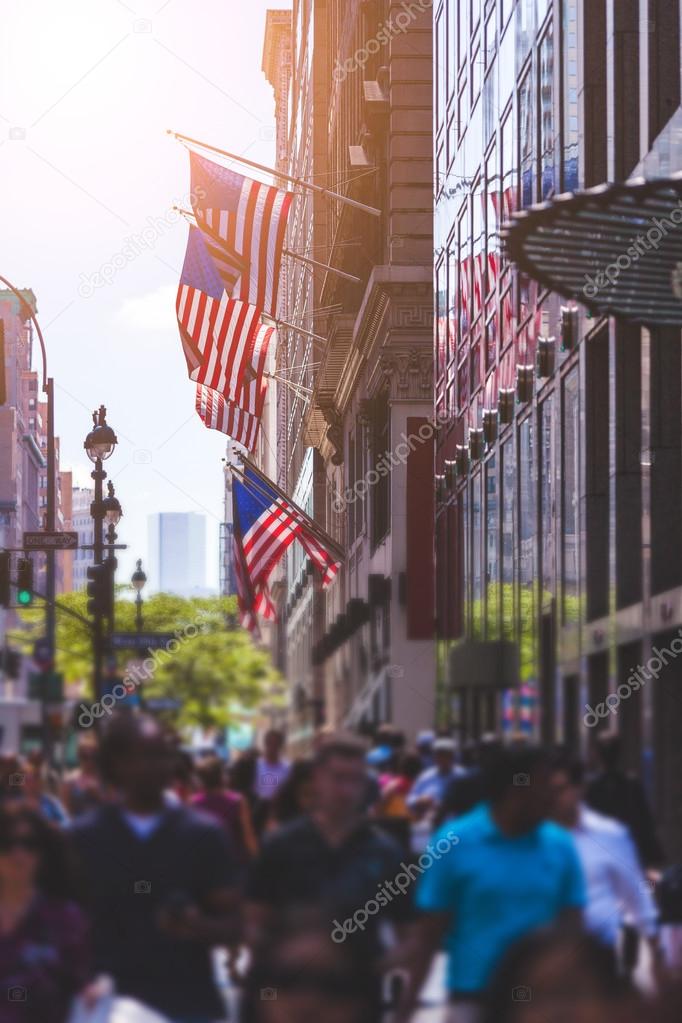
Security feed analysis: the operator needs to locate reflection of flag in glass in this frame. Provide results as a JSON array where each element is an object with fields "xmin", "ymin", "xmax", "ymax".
[
  {"xmin": 232, "ymin": 464, "xmax": 341, "ymax": 631},
  {"xmin": 176, "ymin": 227, "xmax": 267, "ymax": 404},
  {"xmin": 190, "ymin": 151, "xmax": 293, "ymax": 319}
]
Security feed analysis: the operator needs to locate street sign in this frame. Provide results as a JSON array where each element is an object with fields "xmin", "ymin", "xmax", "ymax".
[
  {"xmin": 23, "ymin": 531, "xmax": 79, "ymax": 551},
  {"xmin": 111, "ymin": 632, "xmax": 176, "ymax": 651}
]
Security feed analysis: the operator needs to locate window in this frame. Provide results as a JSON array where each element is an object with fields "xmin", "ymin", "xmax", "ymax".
[
  {"xmin": 486, "ymin": 455, "xmax": 499, "ymax": 638},
  {"xmin": 539, "ymin": 21, "xmax": 556, "ymax": 199},
  {"xmin": 371, "ymin": 388, "xmax": 390, "ymax": 549},
  {"xmin": 519, "ymin": 416, "xmax": 537, "ymax": 680},
  {"xmin": 562, "ymin": 369, "xmax": 580, "ymax": 623},
  {"xmin": 563, "ymin": 0, "xmax": 579, "ymax": 190},
  {"xmin": 540, "ymin": 396, "xmax": 556, "ymax": 610},
  {"xmin": 472, "ymin": 471, "xmax": 483, "ymax": 637},
  {"xmin": 437, "ymin": 257, "xmax": 447, "ymax": 379},
  {"xmin": 519, "ymin": 70, "xmax": 535, "ymax": 208},
  {"xmin": 501, "ymin": 440, "xmax": 515, "ymax": 639}
]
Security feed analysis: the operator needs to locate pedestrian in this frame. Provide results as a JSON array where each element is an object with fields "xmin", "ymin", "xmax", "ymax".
[
  {"xmin": 407, "ymin": 737, "xmax": 467, "ymax": 819},
  {"xmin": 483, "ymin": 927, "xmax": 643, "ymax": 1023},
  {"xmin": 61, "ymin": 736, "xmax": 104, "ymax": 818},
  {"xmin": 416, "ymin": 730, "xmax": 435, "ymax": 771},
  {"xmin": 246, "ymin": 734, "xmax": 417, "ymax": 1017},
  {"xmin": 23, "ymin": 764, "xmax": 70, "ymax": 827},
  {"xmin": 0, "ymin": 803, "xmax": 90, "ymax": 1023},
  {"xmin": 394, "ymin": 745, "xmax": 586, "ymax": 1023},
  {"xmin": 242, "ymin": 925, "xmax": 378, "ymax": 1023},
  {"xmin": 436, "ymin": 734, "xmax": 503, "ymax": 826},
  {"xmin": 69, "ymin": 714, "xmax": 240, "ymax": 1023},
  {"xmin": 586, "ymin": 734, "xmax": 664, "ymax": 869},
  {"xmin": 251, "ymin": 731, "xmax": 290, "ymax": 835},
  {"xmin": 191, "ymin": 754, "xmax": 258, "ymax": 863},
  {"xmin": 549, "ymin": 750, "xmax": 663, "ymax": 975},
  {"xmin": 265, "ymin": 758, "xmax": 314, "ymax": 833}
]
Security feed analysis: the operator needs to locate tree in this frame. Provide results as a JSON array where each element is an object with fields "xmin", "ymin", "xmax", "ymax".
[{"xmin": 11, "ymin": 592, "xmax": 280, "ymax": 731}]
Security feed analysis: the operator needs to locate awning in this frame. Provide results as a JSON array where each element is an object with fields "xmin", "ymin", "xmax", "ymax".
[{"xmin": 502, "ymin": 108, "xmax": 682, "ymax": 327}]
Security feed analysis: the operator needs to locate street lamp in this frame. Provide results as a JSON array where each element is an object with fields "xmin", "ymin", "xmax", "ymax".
[
  {"xmin": 84, "ymin": 407, "xmax": 119, "ymax": 701},
  {"xmin": 131, "ymin": 559, "xmax": 147, "ymax": 633}
]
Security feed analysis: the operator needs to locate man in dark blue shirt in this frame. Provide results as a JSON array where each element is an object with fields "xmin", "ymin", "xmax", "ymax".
[{"xmin": 70, "ymin": 715, "xmax": 239, "ymax": 1023}]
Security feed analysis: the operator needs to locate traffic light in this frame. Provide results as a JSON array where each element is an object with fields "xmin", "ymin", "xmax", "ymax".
[
  {"xmin": 16, "ymin": 557, "xmax": 34, "ymax": 606},
  {"xmin": 0, "ymin": 552, "xmax": 10, "ymax": 608},
  {"xmin": 86, "ymin": 563, "xmax": 113, "ymax": 620}
]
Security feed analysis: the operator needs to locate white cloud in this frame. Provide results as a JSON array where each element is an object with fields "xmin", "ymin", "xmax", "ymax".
[{"xmin": 117, "ymin": 284, "xmax": 177, "ymax": 331}]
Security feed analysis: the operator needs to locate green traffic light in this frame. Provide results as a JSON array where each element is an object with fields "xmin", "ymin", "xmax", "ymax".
[{"xmin": 17, "ymin": 589, "xmax": 33, "ymax": 606}]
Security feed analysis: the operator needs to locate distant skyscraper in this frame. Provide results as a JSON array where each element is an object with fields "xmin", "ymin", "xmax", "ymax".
[
  {"xmin": 71, "ymin": 486, "xmax": 94, "ymax": 591},
  {"xmin": 147, "ymin": 512, "xmax": 207, "ymax": 597}
]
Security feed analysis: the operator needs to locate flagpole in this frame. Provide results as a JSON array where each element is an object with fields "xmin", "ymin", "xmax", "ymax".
[
  {"xmin": 231, "ymin": 460, "xmax": 344, "ymax": 560},
  {"xmin": 269, "ymin": 318, "xmax": 328, "ymax": 345},
  {"xmin": 167, "ymin": 129, "xmax": 381, "ymax": 218},
  {"xmin": 282, "ymin": 249, "xmax": 361, "ymax": 285},
  {"xmin": 173, "ymin": 207, "xmax": 362, "ymax": 285}
]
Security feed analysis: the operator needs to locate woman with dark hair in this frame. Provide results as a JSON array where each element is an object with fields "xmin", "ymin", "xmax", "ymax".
[
  {"xmin": 266, "ymin": 758, "xmax": 314, "ymax": 832},
  {"xmin": 191, "ymin": 755, "xmax": 258, "ymax": 862},
  {"xmin": 0, "ymin": 804, "xmax": 90, "ymax": 1022}
]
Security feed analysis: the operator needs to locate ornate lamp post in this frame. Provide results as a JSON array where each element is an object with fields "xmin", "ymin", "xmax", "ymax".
[{"xmin": 131, "ymin": 559, "xmax": 147, "ymax": 633}]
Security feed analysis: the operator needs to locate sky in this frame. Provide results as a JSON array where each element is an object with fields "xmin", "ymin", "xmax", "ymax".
[{"xmin": 0, "ymin": 0, "xmax": 286, "ymax": 592}]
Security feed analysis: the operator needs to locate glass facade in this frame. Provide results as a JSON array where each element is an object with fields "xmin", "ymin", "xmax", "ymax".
[{"xmin": 435, "ymin": 0, "xmax": 580, "ymax": 737}]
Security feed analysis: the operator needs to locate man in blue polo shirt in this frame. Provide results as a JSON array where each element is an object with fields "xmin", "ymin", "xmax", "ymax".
[{"xmin": 395, "ymin": 745, "xmax": 585, "ymax": 1023}]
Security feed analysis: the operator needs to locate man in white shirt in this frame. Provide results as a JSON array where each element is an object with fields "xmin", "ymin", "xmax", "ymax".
[
  {"xmin": 255, "ymin": 728, "xmax": 290, "ymax": 801},
  {"xmin": 549, "ymin": 751, "xmax": 662, "ymax": 969},
  {"xmin": 406, "ymin": 737, "xmax": 467, "ymax": 817}
]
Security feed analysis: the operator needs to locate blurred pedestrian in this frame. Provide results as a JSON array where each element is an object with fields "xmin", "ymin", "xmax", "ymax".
[
  {"xmin": 483, "ymin": 927, "xmax": 642, "ymax": 1023},
  {"xmin": 395, "ymin": 745, "xmax": 586, "ymax": 1023},
  {"xmin": 407, "ymin": 738, "xmax": 466, "ymax": 819},
  {"xmin": 242, "ymin": 926, "xmax": 378, "ymax": 1023},
  {"xmin": 61, "ymin": 737, "xmax": 103, "ymax": 818},
  {"xmin": 0, "ymin": 803, "xmax": 89, "ymax": 1023},
  {"xmin": 255, "ymin": 730, "xmax": 290, "ymax": 803},
  {"xmin": 416, "ymin": 731, "xmax": 435, "ymax": 772},
  {"xmin": 69, "ymin": 714, "xmax": 240, "ymax": 1023},
  {"xmin": 265, "ymin": 758, "xmax": 314, "ymax": 833},
  {"xmin": 436, "ymin": 734, "xmax": 503, "ymax": 826},
  {"xmin": 23, "ymin": 765, "xmax": 69, "ymax": 827},
  {"xmin": 192, "ymin": 754, "xmax": 258, "ymax": 862},
  {"xmin": 586, "ymin": 734, "xmax": 664, "ymax": 869},
  {"xmin": 246, "ymin": 734, "xmax": 417, "ymax": 1017},
  {"xmin": 549, "ymin": 750, "xmax": 662, "ymax": 975}
]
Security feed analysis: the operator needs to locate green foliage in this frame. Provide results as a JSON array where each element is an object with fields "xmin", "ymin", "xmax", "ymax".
[{"xmin": 11, "ymin": 592, "xmax": 279, "ymax": 730}]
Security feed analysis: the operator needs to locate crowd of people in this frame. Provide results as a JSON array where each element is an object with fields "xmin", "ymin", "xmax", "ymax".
[{"xmin": 0, "ymin": 718, "xmax": 681, "ymax": 1022}]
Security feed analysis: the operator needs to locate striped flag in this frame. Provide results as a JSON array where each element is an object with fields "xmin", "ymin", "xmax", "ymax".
[
  {"xmin": 196, "ymin": 383, "xmax": 263, "ymax": 452},
  {"xmin": 232, "ymin": 463, "xmax": 341, "ymax": 630},
  {"xmin": 177, "ymin": 226, "xmax": 274, "ymax": 411},
  {"xmin": 190, "ymin": 151, "xmax": 293, "ymax": 319}
]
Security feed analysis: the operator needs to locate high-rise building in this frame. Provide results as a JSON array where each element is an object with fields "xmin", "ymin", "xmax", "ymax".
[
  {"xmin": 434, "ymin": 0, "xmax": 682, "ymax": 858},
  {"xmin": 147, "ymin": 512, "xmax": 208, "ymax": 597},
  {"xmin": 71, "ymin": 486, "xmax": 95, "ymax": 591}
]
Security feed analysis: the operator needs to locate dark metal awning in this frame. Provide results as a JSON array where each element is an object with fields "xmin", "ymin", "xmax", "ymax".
[{"xmin": 502, "ymin": 108, "xmax": 682, "ymax": 327}]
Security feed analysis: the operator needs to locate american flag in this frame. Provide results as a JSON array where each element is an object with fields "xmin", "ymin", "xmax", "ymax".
[
  {"xmin": 232, "ymin": 463, "xmax": 341, "ymax": 630},
  {"xmin": 190, "ymin": 151, "xmax": 293, "ymax": 319},
  {"xmin": 177, "ymin": 227, "xmax": 274, "ymax": 412},
  {"xmin": 195, "ymin": 383, "xmax": 263, "ymax": 452}
]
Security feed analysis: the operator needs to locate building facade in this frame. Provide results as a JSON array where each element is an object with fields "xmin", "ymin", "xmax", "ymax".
[
  {"xmin": 434, "ymin": 0, "xmax": 682, "ymax": 857},
  {"xmin": 264, "ymin": 0, "xmax": 435, "ymax": 744},
  {"xmin": 147, "ymin": 512, "xmax": 208, "ymax": 597}
]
